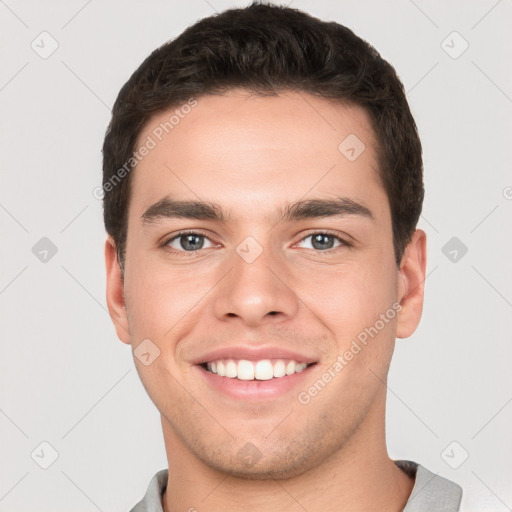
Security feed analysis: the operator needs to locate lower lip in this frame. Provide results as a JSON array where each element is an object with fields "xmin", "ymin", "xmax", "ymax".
[{"xmin": 195, "ymin": 364, "xmax": 316, "ymax": 401}]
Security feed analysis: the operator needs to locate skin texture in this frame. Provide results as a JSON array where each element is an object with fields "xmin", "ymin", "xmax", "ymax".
[{"xmin": 105, "ymin": 90, "xmax": 427, "ymax": 512}]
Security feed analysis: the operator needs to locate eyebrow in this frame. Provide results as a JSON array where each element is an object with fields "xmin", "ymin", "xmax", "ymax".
[{"xmin": 140, "ymin": 196, "xmax": 374, "ymax": 225}]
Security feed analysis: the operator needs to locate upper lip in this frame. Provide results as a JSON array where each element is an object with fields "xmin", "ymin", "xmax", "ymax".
[{"xmin": 191, "ymin": 345, "xmax": 318, "ymax": 365}]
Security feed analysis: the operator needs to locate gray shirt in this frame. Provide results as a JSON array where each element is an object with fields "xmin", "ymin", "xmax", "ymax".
[{"xmin": 130, "ymin": 460, "xmax": 462, "ymax": 511}]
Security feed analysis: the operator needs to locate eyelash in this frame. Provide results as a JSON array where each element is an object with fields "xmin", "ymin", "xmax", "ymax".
[{"xmin": 160, "ymin": 229, "xmax": 352, "ymax": 256}]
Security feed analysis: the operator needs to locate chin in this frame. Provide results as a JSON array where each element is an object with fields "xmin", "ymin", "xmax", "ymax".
[{"xmin": 197, "ymin": 438, "xmax": 331, "ymax": 481}]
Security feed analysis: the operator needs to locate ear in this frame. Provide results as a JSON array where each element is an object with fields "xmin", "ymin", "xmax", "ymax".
[
  {"xmin": 105, "ymin": 236, "xmax": 131, "ymax": 344},
  {"xmin": 396, "ymin": 229, "xmax": 427, "ymax": 339}
]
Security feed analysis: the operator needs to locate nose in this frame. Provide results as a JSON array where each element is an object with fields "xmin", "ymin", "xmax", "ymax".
[{"xmin": 212, "ymin": 238, "xmax": 299, "ymax": 327}]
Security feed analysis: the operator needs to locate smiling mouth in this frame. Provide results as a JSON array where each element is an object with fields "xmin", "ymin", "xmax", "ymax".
[{"xmin": 200, "ymin": 359, "xmax": 317, "ymax": 381}]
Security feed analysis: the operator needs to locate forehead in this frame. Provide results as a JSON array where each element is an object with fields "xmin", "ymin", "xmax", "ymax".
[{"xmin": 129, "ymin": 90, "xmax": 387, "ymax": 225}]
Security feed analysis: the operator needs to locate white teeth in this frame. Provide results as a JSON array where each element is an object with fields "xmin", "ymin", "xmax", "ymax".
[
  {"xmin": 285, "ymin": 360, "xmax": 296, "ymax": 375},
  {"xmin": 237, "ymin": 360, "xmax": 255, "ymax": 380},
  {"xmin": 204, "ymin": 358, "xmax": 310, "ymax": 380},
  {"xmin": 254, "ymin": 360, "xmax": 273, "ymax": 380},
  {"xmin": 225, "ymin": 360, "xmax": 237, "ymax": 378},
  {"xmin": 273, "ymin": 360, "xmax": 286, "ymax": 378}
]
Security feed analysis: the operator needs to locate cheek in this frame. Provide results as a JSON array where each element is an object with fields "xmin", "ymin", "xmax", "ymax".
[
  {"xmin": 124, "ymin": 260, "xmax": 214, "ymax": 340},
  {"xmin": 124, "ymin": 264, "xmax": 174, "ymax": 338},
  {"xmin": 298, "ymin": 258, "xmax": 397, "ymax": 330}
]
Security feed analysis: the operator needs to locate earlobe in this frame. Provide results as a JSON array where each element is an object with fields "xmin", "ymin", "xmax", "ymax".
[
  {"xmin": 105, "ymin": 236, "xmax": 131, "ymax": 344},
  {"xmin": 396, "ymin": 229, "xmax": 427, "ymax": 339}
]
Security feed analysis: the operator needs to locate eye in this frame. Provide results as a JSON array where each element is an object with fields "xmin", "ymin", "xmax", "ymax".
[
  {"xmin": 296, "ymin": 232, "xmax": 350, "ymax": 251},
  {"xmin": 163, "ymin": 231, "xmax": 216, "ymax": 253},
  {"xmin": 161, "ymin": 230, "xmax": 351, "ymax": 255}
]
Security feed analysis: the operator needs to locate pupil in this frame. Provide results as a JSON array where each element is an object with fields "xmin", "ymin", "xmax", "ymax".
[
  {"xmin": 182, "ymin": 234, "xmax": 203, "ymax": 250},
  {"xmin": 312, "ymin": 234, "xmax": 333, "ymax": 250}
]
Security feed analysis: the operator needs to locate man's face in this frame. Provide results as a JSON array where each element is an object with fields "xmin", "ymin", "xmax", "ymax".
[{"xmin": 107, "ymin": 90, "xmax": 422, "ymax": 478}]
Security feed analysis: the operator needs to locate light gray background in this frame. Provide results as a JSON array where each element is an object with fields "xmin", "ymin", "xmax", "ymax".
[{"xmin": 1, "ymin": 1, "xmax": 511, "ymax": 510}]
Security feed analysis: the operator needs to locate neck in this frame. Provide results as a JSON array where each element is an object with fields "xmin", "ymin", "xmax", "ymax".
[{"xmin": 161, "ymin": 395, "xmax": 414, "ymax": 512}]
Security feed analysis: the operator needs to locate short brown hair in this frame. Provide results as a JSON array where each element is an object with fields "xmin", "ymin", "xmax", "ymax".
[{"xmin": 102, "ymin": 1, "xmax": 423, "ymax": 270}]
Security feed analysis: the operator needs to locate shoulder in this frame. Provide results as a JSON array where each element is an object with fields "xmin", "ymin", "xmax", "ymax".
[
  {"xmin": 129, "ymin": 469, "xmax": 168, "ymax": 512},
  {"xmin": 395, "ymin": 460, "xmax": 463, "ymax": 512}
]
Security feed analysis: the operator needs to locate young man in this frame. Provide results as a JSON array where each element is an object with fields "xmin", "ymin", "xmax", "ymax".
[{"xmin": 102, "ymin": 3, "xmax": 463, "ymax": 511}]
